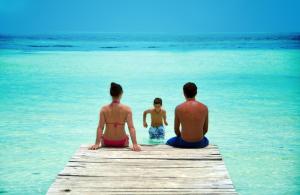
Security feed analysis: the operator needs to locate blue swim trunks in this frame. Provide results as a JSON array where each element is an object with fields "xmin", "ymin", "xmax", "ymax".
[
  {"xmin": 149, "ymin": 126, "xmax": 165, "ymax": 139},
  {"xmin": 166, "ymin": 136, "xmax": 209, "ymax": 148}
]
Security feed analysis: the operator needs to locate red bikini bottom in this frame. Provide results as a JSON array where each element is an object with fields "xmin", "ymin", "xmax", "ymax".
[{"xmin": 103, "ymin": 135, "xmax": 129, "ymax": 147}]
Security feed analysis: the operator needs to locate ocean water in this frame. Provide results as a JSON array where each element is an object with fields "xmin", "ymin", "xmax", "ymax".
[{"xmin": 0, "ymin": 33, "xmax": 299, "ymax": 195}]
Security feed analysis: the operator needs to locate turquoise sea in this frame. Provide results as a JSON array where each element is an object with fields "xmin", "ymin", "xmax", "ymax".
[{"xmin": 0, "ymin": 33, "xmax": 299, "ymax": 194}]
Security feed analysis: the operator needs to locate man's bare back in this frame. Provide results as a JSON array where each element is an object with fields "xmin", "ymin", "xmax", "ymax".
[
  {"xmin": 166, "ymin": 82, "xmax": 209, "ymax": 148},
  {"xmin": 175, "ymin": 99, "xmax": 208, "ymax": 142}
]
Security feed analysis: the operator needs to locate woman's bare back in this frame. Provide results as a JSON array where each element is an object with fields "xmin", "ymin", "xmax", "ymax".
[{"xmin": 101, "ymin": 103, "xmax": 131, "ymax": 140}]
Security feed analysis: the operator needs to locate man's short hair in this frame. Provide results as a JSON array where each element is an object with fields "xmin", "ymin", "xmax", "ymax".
[
  {"xmin": 153, "ymin": 97, "xmax": 162, "ymax": 105},
  {"xmin": 110, "ymin": 82, "xmax": 123, "ymax": 97},
  {"xmin": 183, "ymin": 82, "xmax": 197, "ymax": 98}
]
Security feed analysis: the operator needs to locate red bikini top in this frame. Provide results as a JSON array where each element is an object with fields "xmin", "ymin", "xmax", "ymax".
[{"xmin": 106, "ymin": 100, "xmax": 125, "ymax": 127}]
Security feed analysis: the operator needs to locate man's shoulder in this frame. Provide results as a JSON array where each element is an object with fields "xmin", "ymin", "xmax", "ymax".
[
  {"xmin": 176, "ymin": 101, "xmax": 208, "ymax": 110},
  {"xmin": 197, "ymin": 101, "xmax": 208, "ymax": 111},
  {"xmin": 175, "ymin": 102, "xmax": 186, "ymax": 111}
]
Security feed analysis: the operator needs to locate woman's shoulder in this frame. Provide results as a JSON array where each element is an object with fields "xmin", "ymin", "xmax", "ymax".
[
  {"xmin": 100, "ymin": 104, "xmax": 111, "ymax": 111},
  {"xmin": 120, "ymin": 104, "xmax": 132, "ymax": 112}
]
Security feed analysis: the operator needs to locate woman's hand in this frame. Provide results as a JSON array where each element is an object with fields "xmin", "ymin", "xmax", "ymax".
[
  {"xmin": 132, "ymin": 144, "xmax": 141, "ymax": 152},
  {"xmin": 89, "ymin": 143, "xmax": 101, "ymax": 150}
]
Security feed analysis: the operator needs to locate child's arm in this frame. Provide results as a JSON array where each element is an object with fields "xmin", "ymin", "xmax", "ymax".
[
  {"xmin": 163, "ymin": 110, "xmax": 168, "ymax": 126},
  {"xmin": 143, "ymin": 109, "xmax": 151, "ymax": 128}
]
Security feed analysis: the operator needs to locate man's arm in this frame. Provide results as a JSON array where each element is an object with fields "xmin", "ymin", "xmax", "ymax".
[
  {"xmin": 127, "ymin": 108, "xmax": 141, "ymax": 151},
  {"xmin": 89, "ymin": 109, "xmax": 105, "ymax": 150},
  {"xmin": 163, "ymin": 110, "xmax": 168, "ymax": 126},
  {"xmin": 203, "ymin": 110, "xmax": 209, "ymax": 135},
  {"xmin": 143, "ymin": 109, "xmax": 150, "ymax": 128},
  {"xmin": 174, "ymin": 107, "xmax": 181, "ymax": 137}
]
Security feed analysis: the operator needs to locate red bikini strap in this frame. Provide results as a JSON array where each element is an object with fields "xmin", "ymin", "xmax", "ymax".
[{"xmin": 112, "ymin": 100, "xmax": 120, "ymax": 104}]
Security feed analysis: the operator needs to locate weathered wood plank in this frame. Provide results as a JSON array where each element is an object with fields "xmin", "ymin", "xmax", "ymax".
[
  {"xmin": 47, "ymin": 187, "xmax": 237, "ymax": 193},
  {"xmin": 50, "ymin": 179, "xmax": 234, "ymax": 188},
  {"xmin": 65, "ymin": 160, "xmax": 225, "ymax": 168},
  {"xmin": 80, "ymin": 144, "xmax": 219, "ymax": 150},
  {"xmin": 47, "ymin": 144, "xmax": 237, "ymax": 195},
  {"xmin": 48, "ymin": 189, "xmax": 237, "ymax": 195}
]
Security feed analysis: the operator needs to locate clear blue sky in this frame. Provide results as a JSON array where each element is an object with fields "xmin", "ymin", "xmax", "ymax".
[{"xmin": 0, "ymin": 0, "xmax": 299, "ymax": 35}]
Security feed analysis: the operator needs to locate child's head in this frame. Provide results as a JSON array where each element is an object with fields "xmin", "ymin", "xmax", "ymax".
[{"xmin": 153, "ymin": 98, "xmax": 162, "ymax": 111}]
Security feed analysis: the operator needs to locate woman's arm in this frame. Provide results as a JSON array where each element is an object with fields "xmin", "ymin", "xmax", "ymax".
[
  {"xmin": 89, "ymin": 108, "xmax": 105, "ymax": 150},
  {"xmin": 127, "ymin": 108, "xmax": 141, "ymax": 151}
]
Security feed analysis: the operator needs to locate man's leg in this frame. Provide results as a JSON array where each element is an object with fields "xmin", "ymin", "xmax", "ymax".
[
  {"xmin": 166, "ymin": 136, "xmax": 181, "ymax": 147},
  {"xmin": 195, "ymin": 136, "xmax": 209, "ymax": 148},
  {"xmin": 166, "ymin": 136, "xmax": 209, "ymax": 148}
]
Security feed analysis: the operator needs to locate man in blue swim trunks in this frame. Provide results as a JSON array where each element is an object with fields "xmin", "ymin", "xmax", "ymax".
[{"xmin": 166, "ymin": 82, "xmax": 209, "ymax": 148}]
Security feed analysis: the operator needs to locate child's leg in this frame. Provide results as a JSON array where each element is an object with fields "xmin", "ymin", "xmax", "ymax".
[
  {"xmin": 157, "ymin": 126, "xmax": 165, "ymax": 139},
  {"xmin": 149, "ymin": 127, "xmax": 157, "ymax": 139}
]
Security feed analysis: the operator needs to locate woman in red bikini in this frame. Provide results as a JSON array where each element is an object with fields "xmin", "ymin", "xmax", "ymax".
[{"xmin": 89, "ymin": 82, "xmax": 141, "ymax": 151}]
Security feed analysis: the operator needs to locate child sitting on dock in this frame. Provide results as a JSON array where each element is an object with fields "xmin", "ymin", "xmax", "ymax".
[{"xmin": 143, "ymin": 98, "xmax": 168, "ymax": 140}]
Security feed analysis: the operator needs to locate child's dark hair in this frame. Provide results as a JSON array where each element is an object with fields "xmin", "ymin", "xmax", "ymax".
[
  {"xmin": 153, "ymin": 97, "xmax": 162, "ymax": 105},
  {"xmin": 183, "ymin": 82, "xmax": 197, "ymax": 98},
  {"xmin": 110, "ymin": 82, "xmax": 123, "ymax": 97}
]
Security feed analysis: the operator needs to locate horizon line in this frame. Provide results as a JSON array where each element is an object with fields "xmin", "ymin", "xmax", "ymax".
[{"xmin": 1, "ymin": 31, "xmax": 300, "ymax": 37}]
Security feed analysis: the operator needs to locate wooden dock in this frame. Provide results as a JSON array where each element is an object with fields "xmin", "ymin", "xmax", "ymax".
[{"xmin": 47, "ymin": 144, "xmax": 237, "ymax": 195}]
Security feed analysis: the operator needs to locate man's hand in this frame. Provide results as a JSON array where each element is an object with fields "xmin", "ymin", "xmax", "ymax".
[
  {"xmin": 143, "ymin": 122, "xmax": 148, "ymax": 128},
  {"xmin": 132, "ymin": 144, "xmax": 141, "ymax": 151},
  {"xmin": 89, "ymin": 143, "xmax": 101, "ymax": 150},
  {"xmin": 175, "ymin": 129, "xmax": 181, "ymax": 137}
]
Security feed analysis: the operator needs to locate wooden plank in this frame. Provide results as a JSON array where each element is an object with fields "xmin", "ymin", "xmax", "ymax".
[
  {"xmin": 65, "ymin": 160, "xmax": 225, "ymax": 167},
  {"xmin": 47, "ymin": 144, "xmax": 237, "ymax": 195},
  {"xmin": 50, "ymin": 179, "xmax": 234, "ymax": 188},
  {"xmin": 48, "ymin": 188, "xmax": 237, "ymax": 195},
  {"xmin": 80, "ymin": 144, "xmax": 219, "ymax": 150},
  {"xmin": 75, "ymin": 149, "xmax": 221, "ymax": 155},
  {"xmin": 55, "ymin": 176, "xmax": 233, "ymax": 183},
  {"xmin": 47, "ymin": 187, "xmax": 237, "ymax": 193},
  {"xmin": 71, "ymin": 152, "xmax": 222, "ymax": 160}
]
